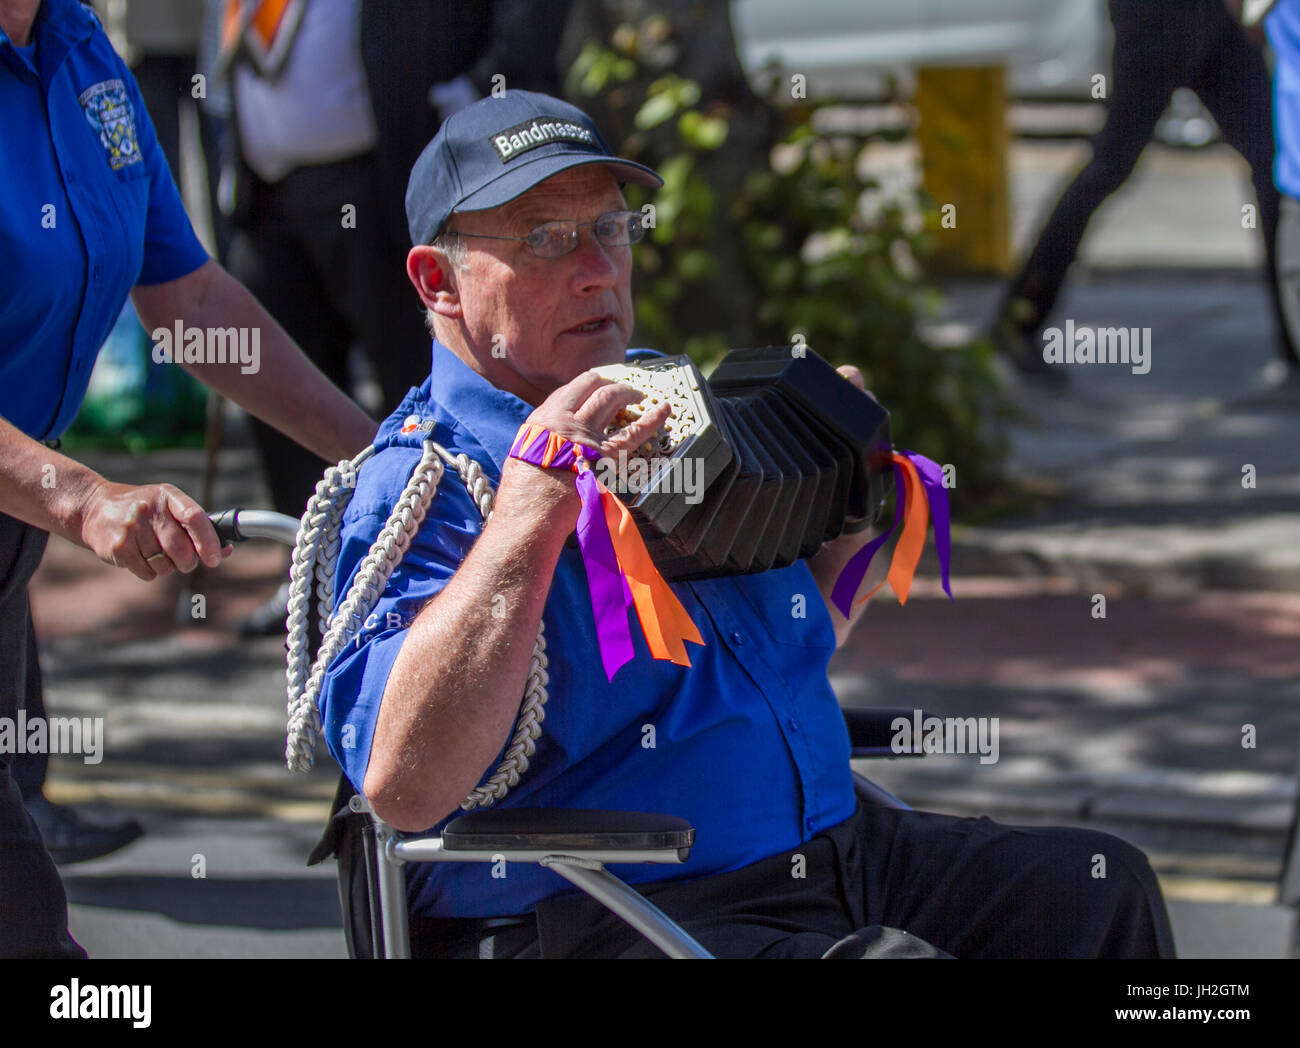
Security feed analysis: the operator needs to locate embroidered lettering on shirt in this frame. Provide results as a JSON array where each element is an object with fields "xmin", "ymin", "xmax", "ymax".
[{"xmin": 78, "ymin": 79, "xmax": 142, "ymax": 171}]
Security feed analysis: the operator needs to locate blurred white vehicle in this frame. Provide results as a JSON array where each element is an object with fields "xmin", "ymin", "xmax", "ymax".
[{"xmin": 730, "ymin": 0, "xmax": 1110, "ymax": 99}]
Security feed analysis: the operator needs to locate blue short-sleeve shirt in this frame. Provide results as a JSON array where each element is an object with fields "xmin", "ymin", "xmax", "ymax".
[
  {"xmin": 0, "ymin": 0, "xmax": 209, "ymax": 441},
  {"xmin": 318, "ymin": 340, "xmax": 857, "ymax": 919}
]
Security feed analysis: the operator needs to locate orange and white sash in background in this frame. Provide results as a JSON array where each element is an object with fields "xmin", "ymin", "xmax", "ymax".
[{"xmin": 216, "ymin": 0, "xmax": 309, "ymax": 79}]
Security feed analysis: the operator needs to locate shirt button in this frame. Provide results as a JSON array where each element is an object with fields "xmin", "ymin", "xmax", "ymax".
[
  {"xmin": 804, "ymin": 817, "xmax": 814, "ymax": 834},
  {"xmin": 92, "ymin": 264, "xmax": 104, "ymax": 280},
  {"xmin": 787, "ymin": 718, "xmax": 799, "ymax": 733},
  {"xmin": 729, "ymin": 631, "xmax": 744, "ymax": 646}
]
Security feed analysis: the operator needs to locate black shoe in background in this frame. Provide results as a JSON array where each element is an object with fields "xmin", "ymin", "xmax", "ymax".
[
  {"xmin": 1263, "ymin": 360, "xmax": 1300, "ymax": 389},
  {"xmin": 26, "ymin": 797, "xmax": 144, "ymax": 865},
  {"xmin": 990, "ymin": 313, "xmax": 1070, "ymax": 390}
]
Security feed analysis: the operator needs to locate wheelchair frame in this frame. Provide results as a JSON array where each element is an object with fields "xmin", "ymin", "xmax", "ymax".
[
  {"xmin": 339, "ymin": 737, "xmax": 913, "ymax": 959},
  {"xmin": 213, "ymin": 508, "xmax": 923, "ymax": 960}
]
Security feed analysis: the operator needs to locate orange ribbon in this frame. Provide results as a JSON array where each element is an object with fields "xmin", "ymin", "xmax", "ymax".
[
  {"xmin": 597, "ymin": 477, "xmax": 703, "ymax": 667},
  {"xmin": 855, "ymin": 453, "xmax": 929, "ymax": 607},
  {"xmin": 508, "ymin": 421, "xmax": 704, "ymax": 673}
]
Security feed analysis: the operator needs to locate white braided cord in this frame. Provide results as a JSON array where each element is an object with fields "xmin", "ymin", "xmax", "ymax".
[{"xmin": 283, "ymin": 439, "xmax": 549, "ymax": 811}]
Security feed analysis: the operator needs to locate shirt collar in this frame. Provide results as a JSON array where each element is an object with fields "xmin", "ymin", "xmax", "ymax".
[
  {"xmin": 429, "ymin": 340, "xmax": 534, "ymax": 481},
  {"xmin": 0, "ymin": 0, "xmax": 96, "ymax": 80},
  {"xmin": 372, "ymin": 340, "xmax": 534, "ymax": 486}
]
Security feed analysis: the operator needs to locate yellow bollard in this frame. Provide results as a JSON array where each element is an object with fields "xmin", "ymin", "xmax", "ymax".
[{"xmin": 915, "ymin": 66, "xmax": 1011, "ymax": 275}]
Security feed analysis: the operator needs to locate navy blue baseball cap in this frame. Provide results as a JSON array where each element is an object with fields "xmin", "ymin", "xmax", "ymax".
[{"xmin": 405, "ymin": 90, "xmax": 663, "ymax": 246}]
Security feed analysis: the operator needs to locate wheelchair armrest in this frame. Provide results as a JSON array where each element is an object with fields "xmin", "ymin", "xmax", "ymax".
[
  {"xmin": 441, "ymin": 808, "xmax": 695, "ymax": 858},
  {"xmin": 843, "ymin": 706, "xmax": 933, "ymax": 758}
]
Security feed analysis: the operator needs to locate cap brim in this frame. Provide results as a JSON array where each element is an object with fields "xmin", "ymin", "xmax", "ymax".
[{"xmin": 451, "ymin": 152, "xmax": 663, "ymax": 219}]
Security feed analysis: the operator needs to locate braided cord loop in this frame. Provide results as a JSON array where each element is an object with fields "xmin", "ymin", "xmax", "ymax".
[{"xmin": 283, "ymin": 440, "xmax": 548, "ymax": 811}]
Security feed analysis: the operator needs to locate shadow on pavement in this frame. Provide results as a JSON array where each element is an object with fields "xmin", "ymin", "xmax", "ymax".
[{"xmin": 62, "ymin": 874, "xmax": 342, "ymax": 930}]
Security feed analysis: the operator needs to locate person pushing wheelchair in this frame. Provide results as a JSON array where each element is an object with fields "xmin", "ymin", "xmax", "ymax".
[{"xmin": 317, "ymin": 90, "xmax": 1176, "ymax": 959}]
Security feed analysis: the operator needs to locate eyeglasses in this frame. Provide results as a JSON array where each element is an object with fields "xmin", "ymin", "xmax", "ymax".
[{"xmin": 443, "ymin": 209, "xmax": 646, "ymax": 259}]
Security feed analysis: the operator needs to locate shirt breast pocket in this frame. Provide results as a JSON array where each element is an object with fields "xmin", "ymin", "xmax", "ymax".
[{"xmin": 725, "ymin": 563, "xmax": 836, "ymax": 653}]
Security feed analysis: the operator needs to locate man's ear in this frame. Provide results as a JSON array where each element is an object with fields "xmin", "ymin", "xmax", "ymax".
[{"xmin": 407, "ymin": 245, "xmax": 461, "ymax": 319}]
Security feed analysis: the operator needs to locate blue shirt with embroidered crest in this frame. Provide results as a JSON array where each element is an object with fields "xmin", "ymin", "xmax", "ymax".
[
  {"xmin": 318, "ymin": 340, "xmax": 857, "ymax": 920},
  {"xmin": 0, "ymin": 0, "xmax": 209, "ymax": 441}
]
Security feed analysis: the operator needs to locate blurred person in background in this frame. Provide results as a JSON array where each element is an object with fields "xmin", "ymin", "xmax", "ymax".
[
  {"xmin": 217, "ymin": 0, "xmax": 574, "ymax": 638},
  {"xmin": 992, "ymin": 0, "xmax": 1293, "ymax": 387}
]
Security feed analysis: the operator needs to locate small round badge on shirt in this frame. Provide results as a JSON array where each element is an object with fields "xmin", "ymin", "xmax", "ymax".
[{"xmin": 400, "ymin": 415, "xmax": 435, "ymax": 436}]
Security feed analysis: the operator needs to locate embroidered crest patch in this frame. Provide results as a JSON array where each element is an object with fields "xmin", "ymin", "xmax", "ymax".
[{"xmin": 78, "ymin": 79, "xmax": 142, "ymax": 171}]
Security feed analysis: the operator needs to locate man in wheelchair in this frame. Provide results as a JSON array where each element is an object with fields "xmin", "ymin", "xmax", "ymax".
[{"xmin": 316, "ymin": 90, "xmax": 1175, "ymax": 959}]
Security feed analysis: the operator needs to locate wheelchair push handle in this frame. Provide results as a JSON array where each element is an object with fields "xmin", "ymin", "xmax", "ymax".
[{"xmin": 206, "ymin": 508, "xmax": 301, "ymax": 548}]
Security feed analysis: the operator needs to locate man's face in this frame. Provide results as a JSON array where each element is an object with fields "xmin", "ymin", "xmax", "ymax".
[{"xmin": 443, "ymin": 166, "xmax": 635, "ymax": 404}]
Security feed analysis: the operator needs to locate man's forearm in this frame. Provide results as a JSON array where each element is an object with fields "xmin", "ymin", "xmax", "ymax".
[
  {"xmin": 0, "ymin": 414, "xmax": 106, "ymax": 540},
  {"xmin": 131, "ymin": 260, "xmax": 378, "ymax": 463},
  {"xmin": 364, "ymin": 462, "xmax": 577, "ymax": 829}
]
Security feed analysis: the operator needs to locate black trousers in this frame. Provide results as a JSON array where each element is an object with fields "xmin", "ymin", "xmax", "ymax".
[
  {"xmin": 0, "ymin": 512, "xmax": 84, "ymax": 958},
  {"xmin": 225, "ymin": 152, "xmax": 429, "ymax": 520},
  {"xmin": 1275, "ymin": 194, "xmax": 1300, "ymax": 359},
  {"xmin": 9, "ymin": 611, "xmax": 47, "ymax": 801},
  {"xmin": 412, "ymin": 800, "xmax": 1177, "ymax": 959},
  {"xmin": 1006, "ymin": 0, "xmax": 1296, "ymax": 365}
]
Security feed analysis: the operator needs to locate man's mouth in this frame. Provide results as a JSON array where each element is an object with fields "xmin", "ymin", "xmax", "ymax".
[{"xmin": 565, "ymin": 315, "xmax": 613, "ymax": 335}]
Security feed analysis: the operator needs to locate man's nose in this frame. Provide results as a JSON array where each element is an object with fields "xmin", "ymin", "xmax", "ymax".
[{"xmin": 567, "ymin": 226, "xmax": 620, "ymax": 292}]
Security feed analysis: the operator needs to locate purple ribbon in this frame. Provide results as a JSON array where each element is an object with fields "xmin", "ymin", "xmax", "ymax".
[
  {"xmin": 507, "ymin": 424, "xmax": 592, "ymax": 470},
  {"xmin": 904, "ymin": 450, "xmax": 953, "ymax": 601},
  {"xmin": 829, "ymin": 450, "xmax": 954, "ymax": 618},
  {"xmin": 508, "ymin": 424, "xmax": 637, "ymax": 681},
  {"xmin": 575, "ymin": 469, "xmax": 636, "ymax": 681},
  {"xmin": 830, "ymin": 469, "xmax": 906, "ymax": 619}
]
